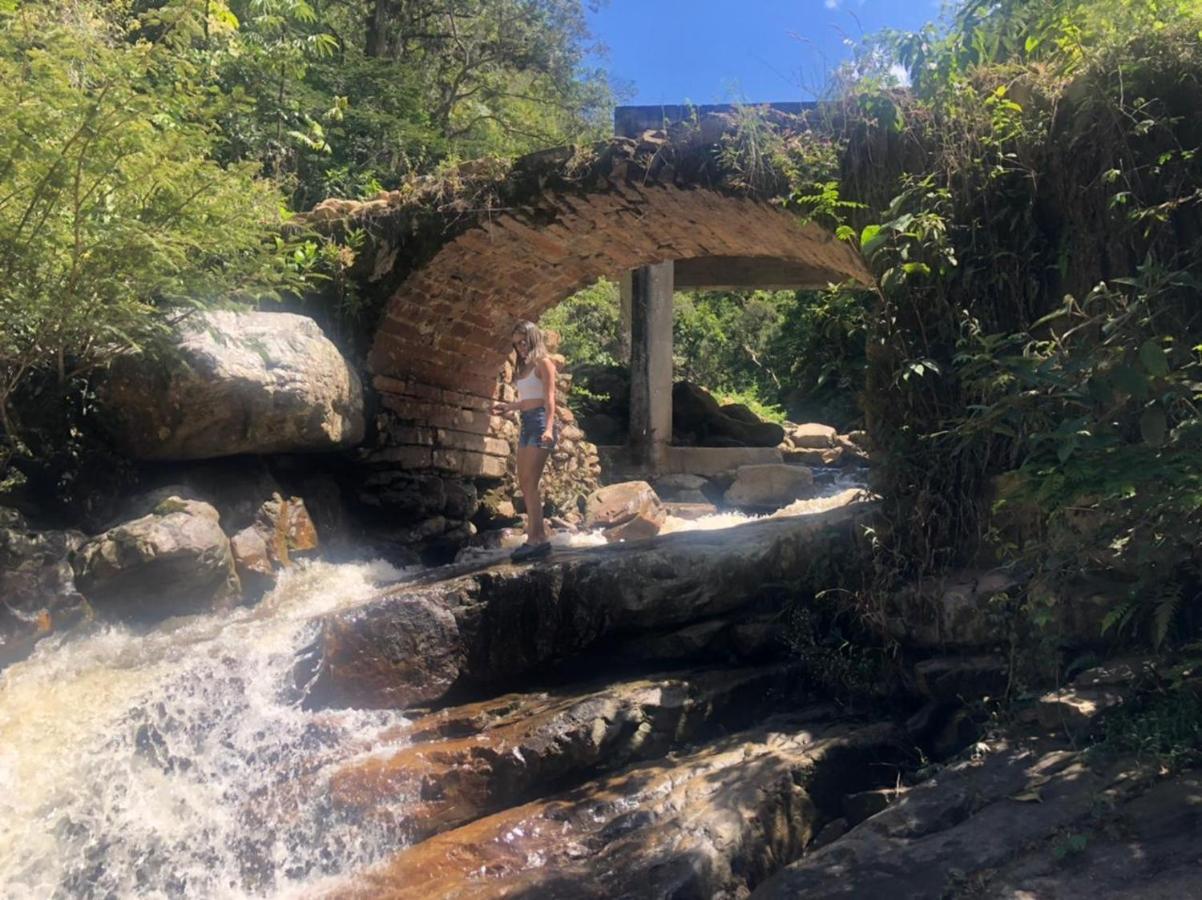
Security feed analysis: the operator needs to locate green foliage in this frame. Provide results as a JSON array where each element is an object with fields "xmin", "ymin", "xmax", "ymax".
[
  {"xmin": 1097, "ymin": 679, "xmax": 1202, "ymax": 768},
  {"xmin": 840, "ymin": 0, "xmax": 1202, "ymax": 650},
  {"xmin": 538, "ymin": 278, "xmax": 622, "ymax": 367},
  {"xmin": 543, "ymin": 277, "xmax": 869, "ymax": 429},
  {"xmin": 0, "ymin": 2, "xmax": 295, "ymax": 458},
  {"xmin": 191, "ymin": 0, "xmax": 614, "ymax": 206}
]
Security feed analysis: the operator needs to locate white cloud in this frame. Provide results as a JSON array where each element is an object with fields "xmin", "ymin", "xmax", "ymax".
[{"xmin": 824, "ymin": 0, "xmax": 840, "ymax": 8}]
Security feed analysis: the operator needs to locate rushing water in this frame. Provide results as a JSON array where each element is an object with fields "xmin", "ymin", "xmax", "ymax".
[
  {"xmin": 0, "ymin": 559, "xmax": 420, "ymax": 899},
  {"xmin": 0, "ymin": 475, "xmax": 868, "ymax": 898}
]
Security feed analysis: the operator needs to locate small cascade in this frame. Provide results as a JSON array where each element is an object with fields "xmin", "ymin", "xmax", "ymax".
[
  {"xmin": 0, "ymin": 560, "xmax": 421, "ymax": 898},
  {"xmin": 0, "ymin": 481, "xmax": 875, "ymax": 899}
]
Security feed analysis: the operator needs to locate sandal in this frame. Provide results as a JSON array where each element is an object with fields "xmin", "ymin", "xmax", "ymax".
[{"xmin": 510, "ymin": 541, "xmax": 552, "ymax": 563}]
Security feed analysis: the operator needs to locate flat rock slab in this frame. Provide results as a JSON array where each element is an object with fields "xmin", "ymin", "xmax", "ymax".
[
  {"xmin": 328, "ymin": 718, "xmax": 900, "ymax": 900},
  {"xmin": 981, "ymin": 772, "xmax": 1202, "ymax": 898},
  {"xmin": 325, "ymin": 665, "xmax": 813, "ymax": 846},
  {"xmin": 299, "ymin": 502, "xmax": 872, "ymax": 710},
  {"xmin": 753, "ymin": 742, "xmax": 1112, "ymax": 898}
]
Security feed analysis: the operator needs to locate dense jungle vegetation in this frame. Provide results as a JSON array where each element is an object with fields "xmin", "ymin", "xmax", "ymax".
[
  {"xmin": 3, "ymin": 0, "xmax": 1202, "ymax": 658},
  {"xmin": 0, "ymin": 0, "xmax": 613, "ymax": 496}
]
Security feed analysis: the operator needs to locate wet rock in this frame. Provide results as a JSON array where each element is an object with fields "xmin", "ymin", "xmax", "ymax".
[
  {"xmin": 583, "ymin": 481, "xmax": 666, "ymax": 542},
  {"xmin": 230, "ymin": 494, "xmax": 319, "ymax": 597},
  {"xmin": 0, "ymin": 512, "xmax": 89, "ymax": 665},
  {"xmin": 101, "ymin": 311, "xmax": 364, "ymax": 459},
  {"xmin": 724, "ymin": 463, "xmax": 816, "ymax": 510},
  {"xmin": 299, "ymin": 592, "xmax": 463, "ymax": 709},
  {"xmin": 753, "ymin": 744, "xmax": 1108, "ymax": 898},
  {"xmin": 651, "ymin": 473, "xmax": 710, "ymax": 500},
  {"xmin": 789, "ymin": 423, "xmax": 837, "ymax": 448},
  {"xmin": 783, "ymin": 446, "xmax": 844, "ymax": 467},
  {"xmin": 73, "ymin": 496, "xmax": 240, "ymax": 621},
  {"xmin": 663, "ymin": 500, "xmax": 719, "ymax": 519},
  {"xmin": 325, "ymin": 666, "xmax": 810, "ymax": 845},
  {"xmin": 330, "ymin": 718, "xmax": 899, "ymax": 900},
  {"xmin": 302, "ymin": 502, "xmax": 872, "ymax": 710}
]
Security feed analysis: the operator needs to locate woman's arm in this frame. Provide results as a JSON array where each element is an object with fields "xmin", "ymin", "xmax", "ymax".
[{"xmin": 538, "ymin": 357, "xmax": 557, "ymax": 442}]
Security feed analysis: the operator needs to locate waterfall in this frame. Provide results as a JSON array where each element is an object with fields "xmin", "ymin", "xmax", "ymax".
[{"xmin": 0, "ymin": 559, "xmax": 418, "ymax": 899}]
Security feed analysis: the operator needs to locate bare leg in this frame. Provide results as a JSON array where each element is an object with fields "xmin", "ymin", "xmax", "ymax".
[
  {"xmin": 525, "ymin": 446, "xmax": 552, "ymax": 542},
  {"xmin": 516, "ymin": 446, "xmax": 544, "ymax": 544}
]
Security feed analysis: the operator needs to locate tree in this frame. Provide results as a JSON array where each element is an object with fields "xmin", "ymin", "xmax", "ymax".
[{"xmin": 0, "ymin": 2, "xmax": 294, "ymax": 460}]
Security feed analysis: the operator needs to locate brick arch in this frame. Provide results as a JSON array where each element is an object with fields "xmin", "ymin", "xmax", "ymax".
[
  {"xmin": 368, "ymin": 182, "xmax": 869, "ymax": 398},
  {"xmin": 305, "ymin": 137, "xmax": 872, "ymax": 477}
]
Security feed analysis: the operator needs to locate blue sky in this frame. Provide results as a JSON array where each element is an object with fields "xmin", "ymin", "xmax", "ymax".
[{"xmin": 586, "ymin": 0, "xmax": 942, "ymax": 106}]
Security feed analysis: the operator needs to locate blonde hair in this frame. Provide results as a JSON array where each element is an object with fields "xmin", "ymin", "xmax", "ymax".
[{"xmin": 512, "ymin": 320, "xmax": 548, "ymax": 366}]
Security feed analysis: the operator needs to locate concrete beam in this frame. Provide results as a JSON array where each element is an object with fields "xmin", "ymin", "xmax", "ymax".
[
  {"xmin": 618, "ymin": 270, "xmax": 633, "ymax": 364},
  {"xmin": 673, "ymin": 256, "xmax": 843, "ymax": 291},
  {"xmin": 628, "ymin": 261, "xmax": 674, "ymax": 470}
]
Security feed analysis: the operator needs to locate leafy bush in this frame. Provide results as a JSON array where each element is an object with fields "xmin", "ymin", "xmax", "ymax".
[
  {"xmin": 0, "ymin": 2, "xmax": 295, "ymax": 480},
  {"xmin": 842, "ymin": 0, "xmax": 1202, "ymax": 647}
]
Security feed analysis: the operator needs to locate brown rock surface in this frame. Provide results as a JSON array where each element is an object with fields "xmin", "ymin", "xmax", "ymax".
[
  {"xmin": 330, "ymin": 717, "xmax": 899, "ymax": 900},
  {"xmin": 300, "ymin": 501, "xmax": 872, "ymax": 710},
  {"xmin": 325, "ymin": 666, "xmax": 810, "ymax": 846},
  {"xmin": 583, "ymin": 481, "xmax": 663, "ymax": 530}
]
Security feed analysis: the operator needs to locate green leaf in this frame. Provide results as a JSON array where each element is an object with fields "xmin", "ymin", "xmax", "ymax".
[
  {"xmin": 1111, "ymin": 365, "xmax": 1150, "ymax": 400},
  {"xmin": 1140, "ymin": 406, "xmax": 1168, "ymax": 447},
  {"xmin": 1139, "ymin": 339, "xmax": 1170, "ymax": 377},
  {"xmin": 860, "ymin": 224, "xmax": 885, "ymax": 257}
]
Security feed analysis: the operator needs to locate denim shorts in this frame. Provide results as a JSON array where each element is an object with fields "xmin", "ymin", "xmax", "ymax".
[{"xmin": 519, "ymin": 406, "xmax": 558, "ymax": 449}]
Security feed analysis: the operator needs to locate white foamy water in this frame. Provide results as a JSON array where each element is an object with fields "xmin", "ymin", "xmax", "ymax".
[{"xmin": 0, "ymin": 559, "xmax": 421, "ymax": 899}]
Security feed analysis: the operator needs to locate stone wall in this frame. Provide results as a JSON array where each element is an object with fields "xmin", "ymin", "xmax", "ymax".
[{"xmin": 356, "ymin": 334, "xmax": 601, "ymax": 548}]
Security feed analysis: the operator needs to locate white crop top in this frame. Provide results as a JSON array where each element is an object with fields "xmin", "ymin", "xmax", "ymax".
[{"xmin": 515, "ymin": 368, "xmax": 544, "ymax": 402}]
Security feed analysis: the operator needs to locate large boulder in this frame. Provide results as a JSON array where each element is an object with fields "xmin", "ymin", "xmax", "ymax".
[
  {"xmin": 583, "ymin": 481, "xmax": 666, "ymax": 542},
  {"xmin": 673, "ymin": 382, "xmax": 785, "ymax": 448},
  {"xmin": 300, "ymin": 501, "xmax": 871, "ymax": 710},
  {"xmin": 102, "ymin": 311, "xmax": 364, "ymax": 460},
  {"xmin": 789, "ymin": 423, "xmax": 838, "ymax": 448},
  {"xmin": 73, "ymin": 496, "xmax": 241, "ymax": 620},
  {"xmin": 724, "ymin": 464, "xmax": 816, "ymax": 510},
  {"xmin": 0, "ymin": 509, "xmax": 89, "ymax": 665}
]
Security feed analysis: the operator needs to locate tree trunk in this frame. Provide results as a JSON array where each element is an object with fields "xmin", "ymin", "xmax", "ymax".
[{"xmin": 365, "ymin": 0, "xmax": 393, "ymax": 58}]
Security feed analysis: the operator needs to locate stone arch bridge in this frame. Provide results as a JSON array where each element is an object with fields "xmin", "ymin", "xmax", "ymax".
[{"xmin": 304, "ymin": 128, "xmax": 871, "ymax": 480}]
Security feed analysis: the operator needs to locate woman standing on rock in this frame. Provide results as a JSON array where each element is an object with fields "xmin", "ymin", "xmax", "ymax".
[{"xmin": 493, "ymin": 320, "xmax": 558, "ymax": 562}]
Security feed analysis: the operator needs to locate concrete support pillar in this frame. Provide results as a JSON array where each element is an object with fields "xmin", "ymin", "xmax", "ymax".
[
  {"xmin": 628, "ymin": 261, "xmax": 674, "ymax": 470},
  {"xmin": 618, "ymin": 271, "xmax": 633, "ymax": 365}
]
